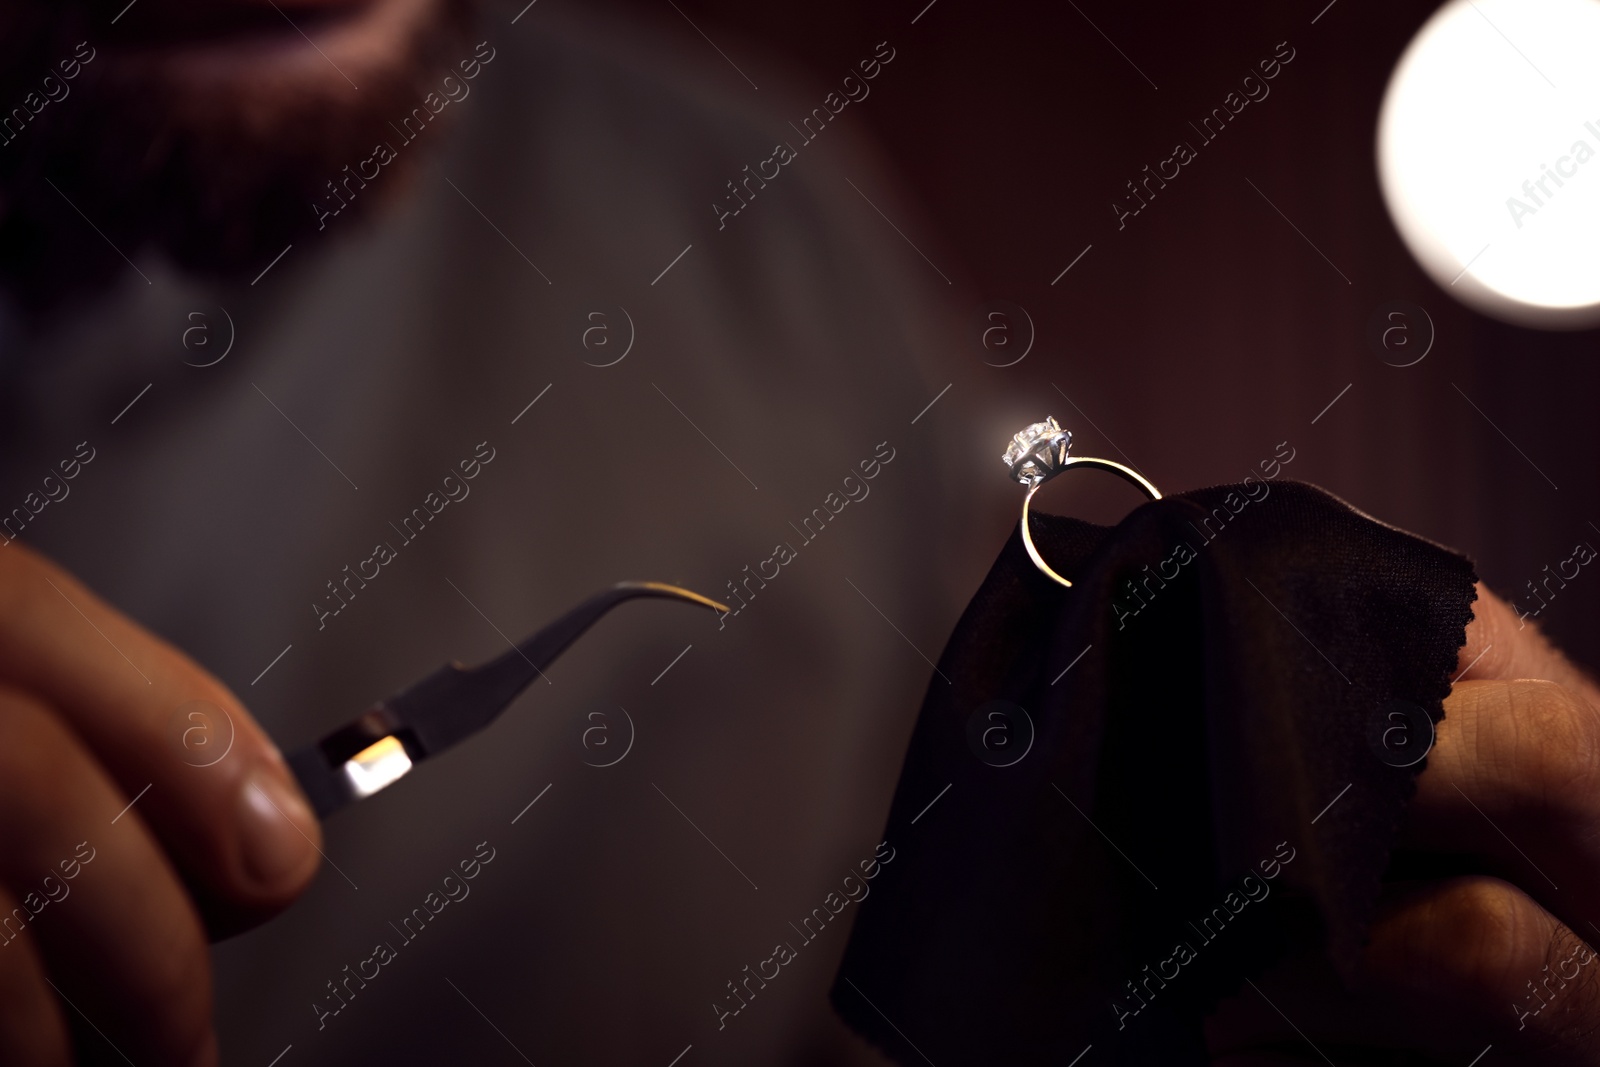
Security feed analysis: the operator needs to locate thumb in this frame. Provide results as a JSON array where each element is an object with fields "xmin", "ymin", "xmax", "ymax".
[{"xmin": 1456, "ymin": 582, "xmax": 1600, "ymax": 709}]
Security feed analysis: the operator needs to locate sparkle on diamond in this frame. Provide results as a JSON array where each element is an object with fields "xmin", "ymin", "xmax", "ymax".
[{"xmin": 1002, "ymin": 416, "xmax": 1069, "ymax": 468}]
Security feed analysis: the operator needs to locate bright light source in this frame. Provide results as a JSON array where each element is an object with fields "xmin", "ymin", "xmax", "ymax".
[
  {"xmin": 342, "ymin": 735, "xmax": 413, "ymax": 798},
  {"xmin": 1378, "ymin": 0, "xmax": 1600, "ymax": 328}
]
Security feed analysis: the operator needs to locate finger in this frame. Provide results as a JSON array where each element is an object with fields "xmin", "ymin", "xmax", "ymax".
[
  {"xmin": 0, "ymin": 687, "xmax": 216, "ymax": 1067},
  {"xmin": 1457, "ymin": 582, "xmax": 1600, "ymax": 708},
  {"xmin": 0, "ymin": 881, "xmax": 71, "ymax": 1067},
  {"xmin": 0, "ymin": 542, "xmax": 320, "ymax": 932},
  {"xmin": 1206, "ymin": 877, "xmax": 1600, "ymax": 1066},
  {"xmin": 1403, "ymin": 679, "xmax": 1600, "ymax": 933}
]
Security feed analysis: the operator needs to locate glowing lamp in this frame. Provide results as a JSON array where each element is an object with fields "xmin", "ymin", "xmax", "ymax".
[{"xmin": 1378, "ymin": 0, "xmax": 1600, "ymax": 328}]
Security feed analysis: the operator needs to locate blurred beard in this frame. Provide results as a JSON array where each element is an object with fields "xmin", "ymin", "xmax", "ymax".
[{"xmin": 0, "ymin": 0, "xmax": 479, "ymax": 311}]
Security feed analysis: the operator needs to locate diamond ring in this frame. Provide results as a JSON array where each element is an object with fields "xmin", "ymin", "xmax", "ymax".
[{"xmin": 1002, "ymin": 416, "xmax": 1162, "ymax": 588}]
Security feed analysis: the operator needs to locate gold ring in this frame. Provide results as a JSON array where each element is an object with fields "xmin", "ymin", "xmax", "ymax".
[{"xmin": 1002, "ymin": 416, "xmax": 1162, "ymax": 588}]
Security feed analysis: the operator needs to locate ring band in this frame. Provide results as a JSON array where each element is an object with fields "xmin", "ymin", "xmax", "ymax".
[{"xmin": 1003, "ymin": 417, "xmax": 1162, "ymax": 588}]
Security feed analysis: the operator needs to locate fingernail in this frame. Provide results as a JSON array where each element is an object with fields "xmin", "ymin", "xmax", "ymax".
[{"xmin": 238, "ymin": 767, "xmax": 317, "ymax": 888}]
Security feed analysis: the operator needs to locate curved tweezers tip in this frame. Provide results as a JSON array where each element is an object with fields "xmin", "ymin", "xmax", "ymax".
[
  {"xmin": 619, "ymin": 580, "xmax": 731, "ymax": 615},
  {"xmin": 500, "ymin": 579, "xmax": 728, "ymax": 690}
]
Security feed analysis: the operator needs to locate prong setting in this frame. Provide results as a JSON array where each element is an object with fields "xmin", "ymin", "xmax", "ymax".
[{"xmin": 1002, "ymin": 416, "xmax": 1072, "ymax": 486}]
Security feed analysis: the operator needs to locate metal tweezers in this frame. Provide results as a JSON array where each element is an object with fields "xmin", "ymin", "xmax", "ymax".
[{"xmin": 286, "ymin": 582, "xmax": 727, "ymax": 818}]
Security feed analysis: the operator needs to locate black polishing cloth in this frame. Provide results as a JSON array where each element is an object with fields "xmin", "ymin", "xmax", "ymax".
[{"xmin": 831, "ymin": 481, "xmax": 1477, "ymax": 1065}]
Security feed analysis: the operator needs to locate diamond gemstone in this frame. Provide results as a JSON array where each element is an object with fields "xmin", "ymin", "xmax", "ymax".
[{"xmin": 1002, "ymin": 416, "xmax": 1069, "ymax": 469}]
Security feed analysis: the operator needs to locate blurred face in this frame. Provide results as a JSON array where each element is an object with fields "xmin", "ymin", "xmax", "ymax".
[{"xmin": 0, "ymin": 0, "xmax": 476, "ymax": 303}]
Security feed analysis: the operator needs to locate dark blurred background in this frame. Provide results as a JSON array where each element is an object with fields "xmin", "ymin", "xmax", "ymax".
[{"xmin": 604, "ymin": 0, "xmax": 1600, "ymax": 664}]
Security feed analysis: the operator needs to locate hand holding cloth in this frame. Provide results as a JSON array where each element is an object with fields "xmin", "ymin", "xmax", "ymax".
[{"xmin": 831, "ymin": 481, "xmax": 1477, "ymax": 1064}]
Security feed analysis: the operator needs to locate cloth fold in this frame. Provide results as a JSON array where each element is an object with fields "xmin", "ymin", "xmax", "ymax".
[{"xmin": 831, "ymin": 481, "xmax": 1477, "ymax": 1065}]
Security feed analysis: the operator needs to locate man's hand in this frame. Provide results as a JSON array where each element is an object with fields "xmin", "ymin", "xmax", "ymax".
[
  {"xmin": 0, "ymin": 543, "xmax": 321, "ymax": 1066},
  {"xmin": 1208, "ymin": 583, "xmax": 1600, "ymax": 1065}
]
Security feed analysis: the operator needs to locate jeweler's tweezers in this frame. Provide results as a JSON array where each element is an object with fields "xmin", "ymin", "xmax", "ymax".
[{"xmin": 286, "ymin": 582, "xmax": 728, "ymax": 818}]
